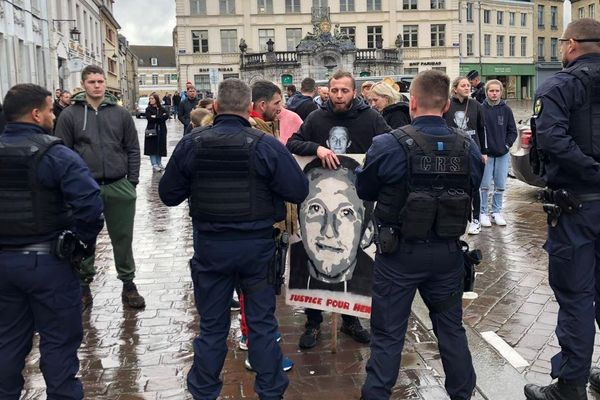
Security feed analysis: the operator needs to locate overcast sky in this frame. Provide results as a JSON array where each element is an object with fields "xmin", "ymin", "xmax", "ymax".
[{"xmin": 113, "ymin": 1, "xmax": 176, "ymax": 46}]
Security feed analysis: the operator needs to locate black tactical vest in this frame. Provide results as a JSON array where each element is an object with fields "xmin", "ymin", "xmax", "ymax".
[
  {"xmin": 189, "ymin": 126, "xmax": 276, "ymax": 222},
  {"xmin": 375, "ymin": 126, "xmax": 472, "ymax": 239},
  {"xmin": 0, "ymin": 132, "xmax": 73, "ymax": 238},
  {"xmin": 560, "ymin": 61, "xmax": 600, "ymax": 160}
]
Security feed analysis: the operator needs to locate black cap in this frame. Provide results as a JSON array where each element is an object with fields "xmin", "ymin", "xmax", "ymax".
[{"xmin": 467, "ymin": 70, "xmax": 479, "ymax": 80}]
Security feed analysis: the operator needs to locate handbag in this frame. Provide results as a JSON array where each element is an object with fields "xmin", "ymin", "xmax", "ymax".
[{"xmin": 145, "ymin": 127, "xmax": 157, "ymax": 137}]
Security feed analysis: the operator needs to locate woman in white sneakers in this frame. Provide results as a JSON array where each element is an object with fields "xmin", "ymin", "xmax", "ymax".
[{"xmin": 479, "ymin": 80, "xmax": 517, "ymax": 227}]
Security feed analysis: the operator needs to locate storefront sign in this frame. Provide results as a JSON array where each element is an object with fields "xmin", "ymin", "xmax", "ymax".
[{"xmin": 409, "ymin": 61, "xmax": 442, "ymax": 67}]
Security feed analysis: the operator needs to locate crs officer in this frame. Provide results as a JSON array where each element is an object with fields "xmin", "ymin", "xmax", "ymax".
[
  {"xmin": 0, "ymin": 84, "xmax": 104, "ymax": 399},
  {"xmin": 357, "ymin": 70, "xmax": 484, "ymax": 400},
  {"xmin": 158, "ymin": 78, "xmax": 308, "ymax": 400},
  {"xmin": 524, "ymin": 18, "xmax": 600, "ymax": 400}
]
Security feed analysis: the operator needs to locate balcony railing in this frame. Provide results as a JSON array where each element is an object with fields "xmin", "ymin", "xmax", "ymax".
[
  {"xmin": 243, "ymin": 51, "xmax": 298, "ymax": 67},
  {"xmin": 355, "ymin": 48, "xmax": 399, "ymax": 61}
]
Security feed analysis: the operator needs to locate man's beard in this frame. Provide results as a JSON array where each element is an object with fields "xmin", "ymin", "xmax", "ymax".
[{"xmin": 333, "ymin": 100, "xmax": 353, "ymax": 113}]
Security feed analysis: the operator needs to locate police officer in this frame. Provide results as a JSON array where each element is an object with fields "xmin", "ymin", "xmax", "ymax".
[
  {"xmin": 158, "ymin": 78, "xmax": 308, "ymax": 400},
  {"xmin": 524, "ymin": 18, "xmax": 600, "ymax": 400},
  {"xmin": 0, "ymin": 84, "xmax": 104, "ymax": 399},
  {"xmin": 357, "ymin": 70, "xmax": 484, "ymax": 400},
  {"xmin": 466, "ymin": 70, "xmax": 486, "ymax": 104}
]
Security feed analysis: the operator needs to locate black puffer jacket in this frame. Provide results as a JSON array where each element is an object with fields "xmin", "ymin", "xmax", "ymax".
[{"xmin": 381, "ymin": 102, "xmax": 410, "ymax": 129}]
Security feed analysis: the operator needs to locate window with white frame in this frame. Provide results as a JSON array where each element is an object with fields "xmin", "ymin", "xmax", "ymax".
[
  {"xmin": 578, "ymin": 7, "xmax": 585, "ymax": 18},
  {"xmin": 483, "ymin": 10, "xmax": 490, "ymax": 23},
  {"xmin": 537, "ymin": 37, "xmax": 545, "ymax": 60},
  {"xmin": 509, "ymin": 36, "xmax": 515, "ymax": 56},
  {"xmin": 509, "ymin": 12, "xmax": 515, "ymax": 26},
  {"xmin": 466, "ymin": 2, "xmax": 473, "ymax": 21},
  {"xmin": 521, "ymin": 13, "xmax": 527, "ymax": 26},
  {"xmin": 367, "ymin": 26, "xmax": 382, "ymax": 48},
  {"xmin": 497, "ymin": 11, "xmax": 503, "ymax": 25},
  {"xmin": 431, "ymin": 0, "xmax": 444, "ymax": 9},
  {"xmin": 484, "ymin": 34, "xmax": 491, "ymax": 55},
  {"xmin": 466, "ymin": 33, "xmax": 474, "ymax": 55},
  {"xmin": 551, "ymin": 6, "xmax": 558, "ymax": 28},
  {"xmin": 192, "ymin": 30, "xmax": 209, "ymax": 53},
  {"xmin": 340, "ymin": 0, "xmax": 354, "ymax": 11},
  {"xmin": 403, "ymin": 25, "xmax": 418, "ymax": 47},
  {"xmin": 431, "ymin": 24, "xmax": 445, "ymax": 47},
  {"xmin": 286, "ymin": 0, "xmax": 300, "ymax": 12},
  {"xmin": 589, "ymin": 4, "xmax": 596, "ymax": 18},
  {"xmin": 257, "ymin": 0, "xmax": 273, "ymax": 13},
  {"xmin": 220, "ymin": 29, "xmax": 237, "ymax": 53},
  {"xmin": 152, "ymin": 74, "xmax": 159, "ymax": 85},
  {"xmin": 537, "ymin": 5, "xmax": 544, "ymax": 28},
  {"xmin": 219, "ymin": 0, "xmax": 235, "ymax": 14},
  {"xmin": 190, "ymin": 0, "xmax": 206, "ymax": 15},
  {"xmin": 403, "ymin": 0, "xmax": 417, "ymax": 10},
  {"xmin": 194, "ymin": 74, "xmax": 210, "ymax": 92},
  {"xmin": 286, "ymin": 28, "xmax": 302, "ymax": 51},
  {"xmin": 165, "ymin": 74, "xmax": 171, "ymax": 84},
  {"xmin": 340, "ymin": 26, "xmax": 356, "ymax": 43},
  {"xmin": 521, "ymin": 36, "xmax": 527, "ymax": 57},
  {"xmin": 258, "ymin": 29, "xmax": 275, "ymax": 51},
  {"xmin": 496, "ymin": 35, "xmax": 504, "ymax": 56},
  {"xmin": 367, "ymin": 0, "xmax": 381, "ymax": 11},
  {"xmin": 151, "ymin": 57, "xmax": 158, "ymax": 66},
  {"xmin": 551, "ymin": 38, "xmax": 558, "ymax": 59}
]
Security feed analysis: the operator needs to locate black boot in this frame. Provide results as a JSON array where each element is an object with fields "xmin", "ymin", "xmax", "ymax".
[
  {"xmin": 590, "ymin": 367, "xmax": 600, "ymax": 393},
  {"xmin": 524, "ymin": 380, "xmax": 587, "ymax": 400},
  {"xmin": 122, "ymin": 281, "xmax": 146, "ymax": 308}
]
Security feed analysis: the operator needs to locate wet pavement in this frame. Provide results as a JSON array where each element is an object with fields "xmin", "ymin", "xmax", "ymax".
[{"xmin": 19, "ymin": 106, "xmax": 600, "ymax": 399}]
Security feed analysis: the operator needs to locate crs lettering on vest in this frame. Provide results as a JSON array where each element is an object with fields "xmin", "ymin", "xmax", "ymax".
[{"xmin": 414, "ymin": 153, "xmax": 465, "ymax": 174}]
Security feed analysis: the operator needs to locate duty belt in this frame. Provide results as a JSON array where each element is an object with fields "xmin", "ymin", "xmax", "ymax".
[{"xmin": 0, "ymin": 241, "xmax": 53, "ymax": 254}]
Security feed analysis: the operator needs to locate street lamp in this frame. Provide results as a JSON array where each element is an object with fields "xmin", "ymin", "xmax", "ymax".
[{"xmin": 53, "ymin": 19, "xmax": 80, "ymax": 41}]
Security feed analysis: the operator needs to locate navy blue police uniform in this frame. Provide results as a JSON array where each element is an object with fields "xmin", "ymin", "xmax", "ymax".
[
  {"xmin": 0, "ymin": 122, "xmax": 104, "ymax": 399},
  {"xmin": 531, "ymin": 53, "xmax": 600, "ymax": 387},
  {"xmin": 159, "ymin": 114, "xmax": 308, "ymax": 400},
  {"xmin": 357, "ymin": 116, "xmax": 484, "ymax": 400}
]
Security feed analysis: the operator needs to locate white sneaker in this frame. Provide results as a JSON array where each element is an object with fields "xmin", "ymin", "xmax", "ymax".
[
  {"xmin": 152, "ymin": 165, "xmax": 161, "ymax": 172},
  {"xmin": 480, "ymin": 214, "xmax": 492, "ymax": 227},
  {"xmin": 468, "ymin": 220, "xmax": 481, "ymax": 235},
  {"xmin": 492, "ymin": 213, "xmax": 507, "ymax": 226}
]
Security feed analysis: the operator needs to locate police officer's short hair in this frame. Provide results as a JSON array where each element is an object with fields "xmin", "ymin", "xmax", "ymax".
[
  {"xmin": 565, "ymin": 18, "xmax": 600, "ymax": 50},
  {"xmin": 251, "ymin": 81, "xmax": 282, "ymax": 104},
  {"xmin": 410, "ymin": 70, "xmax": 450, "ymax": 111},
  {"xmin": 3, "ymin": 84, "xmax": 52, "ymax": 122},
  {"xmin": 217, "ymin": 79, "xmax": 251, "ymax": 114},
  {"xmin": 81, "ymin": 65, "xmax": 105, "ymax": 81},
  {"xmin": 329, "ymin": 70, "xmax": 356, "ymax": 90},
  {"xmin": 300, "ymin": 77, "xmax": 316, "ymax": 93}
]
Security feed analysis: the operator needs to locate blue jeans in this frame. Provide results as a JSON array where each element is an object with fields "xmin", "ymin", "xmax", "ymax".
[
  {"xmin": 149, "ymin": 154, "xmax": 161, "ymax": 166},
  {"xmin": 480, "ymin": 152, "xmax": 509, "ymax": 215}
]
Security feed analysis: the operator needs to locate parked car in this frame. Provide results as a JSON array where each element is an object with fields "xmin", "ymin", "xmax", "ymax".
[
  {"xmin": 135, "ymin": 97, "xmax": 149, "ymax": 118},
  {"xmin": 509, "ymin": 117, "xmax": 545, "ymax": 187}
]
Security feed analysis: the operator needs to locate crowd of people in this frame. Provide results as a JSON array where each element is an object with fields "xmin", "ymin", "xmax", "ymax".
[{"xmin": 1, "ymin": 17, "xmax": 599, "ymax": 400}]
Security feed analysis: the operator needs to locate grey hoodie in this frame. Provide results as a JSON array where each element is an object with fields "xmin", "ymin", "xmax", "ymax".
[{"xmin": 55, "ymin": 91, "xmax": 141, "ymax": 184}]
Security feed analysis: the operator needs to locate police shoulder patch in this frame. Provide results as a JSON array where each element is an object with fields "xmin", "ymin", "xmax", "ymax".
[{"xmin": 533, "ymin": 98, "xmax": 543, "ymax": 117}]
